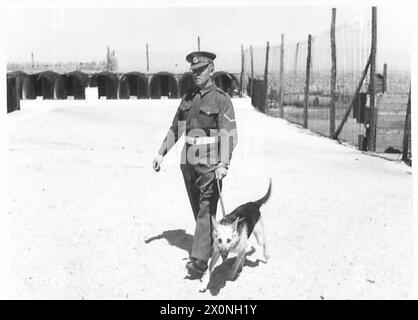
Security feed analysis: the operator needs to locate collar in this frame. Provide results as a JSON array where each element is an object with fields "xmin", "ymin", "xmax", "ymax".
[{"xmin": 198, "ymin": 83, "xmax": 216, "ymax": 96}]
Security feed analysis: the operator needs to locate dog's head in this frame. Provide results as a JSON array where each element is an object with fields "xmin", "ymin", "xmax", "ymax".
[{"xmin": 211, "ymin": 216, "xmax": 240, "ymax": 261}]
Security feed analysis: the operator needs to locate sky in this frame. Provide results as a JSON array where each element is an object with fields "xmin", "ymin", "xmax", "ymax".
[{"xmin": 3, "ymin": 1, "xmax": 412, "ymax": 72}]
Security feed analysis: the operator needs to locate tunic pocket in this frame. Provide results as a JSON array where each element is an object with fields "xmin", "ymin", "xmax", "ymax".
[
  {"xmin": 200, "ymin": 104, "xmax": 218, "ymax": 116},
  {"xmin": 199, "ymin": 104, "xmax": 218, "ymax": 128}
]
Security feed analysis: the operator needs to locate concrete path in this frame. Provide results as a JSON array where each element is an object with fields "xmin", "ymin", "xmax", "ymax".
[{"xmin": 3, "ymin": 98, "xmax": 413, "ymax": 299}]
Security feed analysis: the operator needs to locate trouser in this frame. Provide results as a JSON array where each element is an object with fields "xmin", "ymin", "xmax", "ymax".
[{"xmin": 180, "ymin": 163, "xmax": 222, "ymax": 262}]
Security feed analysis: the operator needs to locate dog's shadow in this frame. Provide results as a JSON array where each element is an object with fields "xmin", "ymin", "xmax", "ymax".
[
  {"xmin": 204, "ymin": 247, "xmax": 266, "ymax": 296},
  {"xmin": 145, "ymin": 229, "xmax": 265, "ymax": 296}
]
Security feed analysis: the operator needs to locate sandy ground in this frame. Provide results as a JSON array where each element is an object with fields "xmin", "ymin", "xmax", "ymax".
[{"xmin": 1, "ymin": 97, "xmax": 413, "ymax": 299}]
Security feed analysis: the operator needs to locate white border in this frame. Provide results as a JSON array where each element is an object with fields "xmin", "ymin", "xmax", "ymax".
[{"xmin": 0, "ymin": 0, "xmax": 415, "ymax": 300}]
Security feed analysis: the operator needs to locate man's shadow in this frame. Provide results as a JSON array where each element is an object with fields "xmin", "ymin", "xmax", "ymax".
[
  {"xmin": 145, "ymin": 229, "xmax": 266, "ymax": 296},
  {"xmin": 145, "ymin": 229, "xmax": 193, "ymax": 253}
]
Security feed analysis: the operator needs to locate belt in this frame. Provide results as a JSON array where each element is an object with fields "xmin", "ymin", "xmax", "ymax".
[{"xmin": 185, "ymin": 136, "xmax": 217, "ymax": 145}]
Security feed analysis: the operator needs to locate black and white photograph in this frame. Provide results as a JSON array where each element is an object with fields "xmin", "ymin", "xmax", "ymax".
[{"xmin": 0, "ymin": 0, "xmax": 415, "ymax": 301}]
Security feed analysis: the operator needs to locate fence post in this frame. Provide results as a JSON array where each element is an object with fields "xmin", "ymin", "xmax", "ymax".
[
  {"xmin": 264, "ymin": 41, "xmax": 270, "ymax": 113},
  {"xmin": 279, "ymin": 33, "xmax": 284, "ymax": 118},
  {"xmin": 294, "ymin": 42, "xmax": 299, "ymax": 78},
  {"xmin": 240, "ymin": 44, "xmax": 244, "ymax": 97},
  {"xmin": 303, "ymin": 35, "xmax": 312, "ymax": 128},
  {"xmin": 383, "ymin": 63, "xmax": 387, "ymax": 93},
  {"xmin": 310, "ymin": 36, "xmax": 314, "ymax": 74},
  {"xmin": 368, "ymin": 6, "xmax": 377, "ymax": 152},
  {"xmin": 330, "ymin": 8, "xmax": 337, "ymax": 136},
  {"xmin": 333, "ymin": 54, "xmax": 371, "ymax": 139},
  {"xmin": 402, "ymin": 87, "xmax": 411, "ymax": 164},
  {"xmin": 106, "ymin": 46, "xmax": 109, "ymax": 71},
  {"xmin": 250, "ymin": 46, "xmax": 254, "ymax": 97}
]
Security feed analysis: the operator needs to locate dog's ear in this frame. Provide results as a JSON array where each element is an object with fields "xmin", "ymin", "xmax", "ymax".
[{"xmin": 232, "ymin": 217, "xmax": 240, "ymax": 231}]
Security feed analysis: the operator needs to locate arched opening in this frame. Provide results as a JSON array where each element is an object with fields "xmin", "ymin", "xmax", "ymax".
[
  {"xmin": 7, "ymin": 76, "xmax": 20, "ymax": 113},
  {"xmin": 88, "ymin": 74, "xmax": 97, "ymax": 87},
  {"xmin": 22, "ymin": 75, "xmax": 36, "ymax": 99},
  {"xmin": 54, "ymin": 75, "xmax": 67, "ymax": 99},
  {"xmin": 213, "ymin": 71, "xmax": 239, "ymax": 97},
  {"xmin": 119, "ymin": 72, "xmax": 148, "ymax": 99},
  {"xmin": 179, "ymin": 72, "xmax": 196, "ymax": 97},
  {"xmin": 7, "ymin": 71, "xmax": 28, "ymax": 99},
  {"xmin": 33, "ymin": 71, "xmax": 60, "ymax": 99},
  {"xmin": 90, "ymin": 72, "xmax": 118, "ymax": 99},
  {"xmin": 150, "ymin": 72, "xmax": 178, "ymax": 99},
  {"xmin": 65, "ymin": 71, "xmax": 89, "ymax": 99},
  {"xmin": 118, "ymin": 77, "xmax": 129, "ymax": 99}
]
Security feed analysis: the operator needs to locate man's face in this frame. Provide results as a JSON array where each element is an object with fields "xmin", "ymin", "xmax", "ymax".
[{"xmin": 192, "ymin": 63, "xmax": 212, "ymax": 88}]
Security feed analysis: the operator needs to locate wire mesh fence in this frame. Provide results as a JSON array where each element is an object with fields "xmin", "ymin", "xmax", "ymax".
[{"xmin": 243, "ymin": 7, "xmax": 411, "ymax": 163}]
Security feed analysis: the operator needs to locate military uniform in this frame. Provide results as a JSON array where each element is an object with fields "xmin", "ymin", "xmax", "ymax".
[{"xmin": 158, "ymin": 52, "xmax": 238, "ymax": 265}]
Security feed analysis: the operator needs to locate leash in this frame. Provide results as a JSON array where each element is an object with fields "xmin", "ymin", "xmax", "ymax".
[
  {"xmin": 216, "ymin": 178, "xmax": 226, "ymax": 218},
  {"xmin": 195, "ymin": 164, "xmax": 227, "ymax": 218}
]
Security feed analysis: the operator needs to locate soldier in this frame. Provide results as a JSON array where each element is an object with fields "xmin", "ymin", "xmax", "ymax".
[{"xmin": 152, "ymin": 51, "xmax": 238, "ymax": 277}]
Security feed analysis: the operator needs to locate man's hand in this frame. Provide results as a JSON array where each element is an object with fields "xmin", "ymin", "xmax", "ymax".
[
  {"xmin": 215, "ymin": 165, "xmax": 228, "ymax": 180},
  {"xmin": 152, "ymin": 155, "xmax": 164, "ymax": 172}
]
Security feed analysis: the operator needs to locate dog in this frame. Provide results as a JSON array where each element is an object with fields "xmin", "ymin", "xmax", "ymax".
[{"xmin": 201, "ymin": 179, "xmax": 272, "ymax": 290}]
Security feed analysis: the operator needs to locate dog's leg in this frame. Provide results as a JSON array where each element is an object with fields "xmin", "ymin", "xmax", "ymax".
[
  {"xmin": 234, "ymin": 248, "xmax": 247, "ymax": 279},
  {"xmin": 208, "ymin": 247, "xmax": 221, "ymax": 278},
  {"xmin": 259, "ymin": 217, "xmax": 269, "ymax": 261},
  {"xmin": 227, "ymin": 225, "xmax": 248, "ymax": 281},
  {"xmin": 200, "ymin": 247, "xmax": 221, "ymax": 292},
  {"xmin": 253, "ymin": 218, "xmax": 269, "ymax": 262}
]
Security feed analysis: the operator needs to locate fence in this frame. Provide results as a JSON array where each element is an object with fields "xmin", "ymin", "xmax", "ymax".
[{"xmin": 243, "ymin": 7, "xmax": 411, "ymax": 165}]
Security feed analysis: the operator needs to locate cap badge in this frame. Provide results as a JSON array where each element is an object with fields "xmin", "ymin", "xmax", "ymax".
[{"xmin": 192, "ymin": 57, "xmax": 199, "ymax": 64}]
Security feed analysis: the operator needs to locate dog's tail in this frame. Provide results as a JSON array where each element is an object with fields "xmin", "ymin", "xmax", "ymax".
[{"xmin": 254, "ymin": 178, "xmax": 272, "ymax": 208}]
